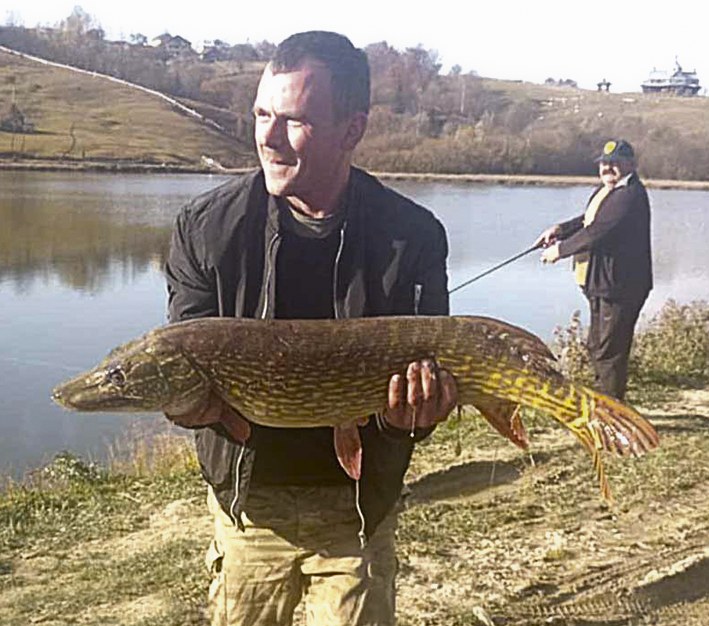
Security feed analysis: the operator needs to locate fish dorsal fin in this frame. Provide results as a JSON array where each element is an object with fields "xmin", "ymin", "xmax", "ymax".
[{"xmin": 468, "ymin": 316, "xmax": 559, "ymax": 378}]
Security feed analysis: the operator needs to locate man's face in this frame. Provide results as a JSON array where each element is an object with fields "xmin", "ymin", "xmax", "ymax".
[
  {"xmin": 598, "ymin": 159, "xmax": 633, "ymax": 188},
  {"xmin": 253, "ymin": 59, "xmax": 361, "ymax": 206}
]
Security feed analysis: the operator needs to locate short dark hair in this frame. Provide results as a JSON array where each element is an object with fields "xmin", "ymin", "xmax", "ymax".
[{"xmin": 271, "ymin": 31, "xmax": 370, "ymax": 120}]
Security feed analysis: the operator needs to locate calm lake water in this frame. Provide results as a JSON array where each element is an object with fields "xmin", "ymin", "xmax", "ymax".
[{"xmin": 1, "ymin": 170, "xmax": 707, "ymax": 477}]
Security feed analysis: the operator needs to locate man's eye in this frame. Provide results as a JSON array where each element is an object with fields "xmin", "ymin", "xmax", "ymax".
[
  {"xmin": 105, "ymin": 366, "xmax": 126, "ymax": 387},
  {"xmin": 286, "ymin": 119, "xmax": 304, "ymax": 128}
]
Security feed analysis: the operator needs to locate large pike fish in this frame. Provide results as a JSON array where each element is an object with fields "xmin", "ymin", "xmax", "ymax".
[{"xmin": 52, "ymin": 315, "xmax": 659, "ymax": 499}]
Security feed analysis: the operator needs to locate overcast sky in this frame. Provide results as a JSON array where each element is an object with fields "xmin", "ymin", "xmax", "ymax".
[{"xmin": 4, "ymin": 0, "xmax": 707, "ymax": 94}]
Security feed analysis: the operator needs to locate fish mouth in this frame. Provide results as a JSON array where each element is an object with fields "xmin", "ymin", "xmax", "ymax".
[
  {"xmin": 51, "ymin": 377, "xmax": 139, "ymax": 412},
  {"xmin": 51, "ymin": 386, "xmax": 72, "ymax": 409},
  {"xmin": 51, "ymin": 379, "xmax": 108, "ymax": 411}
]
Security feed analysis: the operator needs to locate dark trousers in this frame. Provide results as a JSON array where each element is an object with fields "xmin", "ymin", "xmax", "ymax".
[{"xmin": 585, "ymin": 294, "xmax": 647, "ymax": 400}]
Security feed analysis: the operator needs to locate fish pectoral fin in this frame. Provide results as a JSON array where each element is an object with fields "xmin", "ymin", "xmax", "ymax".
[
  {"xmin": 334, "ymin": 422, "xmax": 363, "ymax": 481},
  {"xmin": 220, "ymin": 410, "xmax": 252, "ymax": 444},
  {"xmin": 471, "ymin": 393, "xmax": 529, "ymax": 450}
]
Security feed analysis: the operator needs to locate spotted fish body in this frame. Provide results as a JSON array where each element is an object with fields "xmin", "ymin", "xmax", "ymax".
[{"xmin": 52, "ymin": 315, "xmax": 660, "ymax": 499}]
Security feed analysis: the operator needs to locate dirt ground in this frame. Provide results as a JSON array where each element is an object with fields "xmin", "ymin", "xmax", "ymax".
[
  {"xmin": 2, "ymin": 390, "xmax": 707, "ymax": 625},
  {"xmin": 394, "ymin": 389, "xmax": 709, "ymax": 625}
]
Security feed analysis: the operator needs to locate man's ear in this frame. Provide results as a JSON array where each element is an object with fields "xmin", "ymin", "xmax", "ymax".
[{"xmin": 341, "ymin": 112, "xmax": 368, "ymax": 151}]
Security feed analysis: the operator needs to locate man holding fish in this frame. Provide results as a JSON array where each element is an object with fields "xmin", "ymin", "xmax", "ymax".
[{"xmin": 164, "ymin": 30, "xmax": 457, "ymax": 626}]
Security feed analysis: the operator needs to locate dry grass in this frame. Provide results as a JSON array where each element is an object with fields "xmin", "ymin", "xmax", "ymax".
[
  {"xmin": 5, "ymin": 48, "xmax": 709, "ymax": 180},
  {"xmin": 0, "ymin": 50, "xmax": 253, "ymax": 168},
  {"xmin": 1, "ymin": 398, "xmax": 707, "ymax": 625},
  {"xmin": 107, "ymin": 427, "xmax": 199, "ymax": 477}
]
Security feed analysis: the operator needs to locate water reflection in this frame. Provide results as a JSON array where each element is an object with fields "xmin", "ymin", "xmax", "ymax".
[
  {"xmin": 1, "ymin": 171, "xmax": 707, "ymax": 478},
  {"xmin": 0, "ymin": 171, "xmax": 230, "ymax": 477},
  {"xmin": 0, "ymin": 171, "xmax": 230, "ymax": 292}
]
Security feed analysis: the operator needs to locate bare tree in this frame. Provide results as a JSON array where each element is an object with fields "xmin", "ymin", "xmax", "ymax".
[{"xmin": 58, "ymin": 6, "xmax": 100, "ymax": 39}]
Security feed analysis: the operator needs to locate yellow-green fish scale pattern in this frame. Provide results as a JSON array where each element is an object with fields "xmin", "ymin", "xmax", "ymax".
[{"xmin": 172, "ymin": 315, "xmax": 578, "ymax": 428}]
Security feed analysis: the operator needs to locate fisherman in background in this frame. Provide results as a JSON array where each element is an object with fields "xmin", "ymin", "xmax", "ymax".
[{"xmin": 535, "ymin": 139, "xmax": 653, "ymax": 400}]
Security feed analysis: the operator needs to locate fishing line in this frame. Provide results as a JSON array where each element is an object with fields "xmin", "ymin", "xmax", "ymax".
[{"xmin": 448, "ymin": 242, "xmax": 543, "ymax": 294}]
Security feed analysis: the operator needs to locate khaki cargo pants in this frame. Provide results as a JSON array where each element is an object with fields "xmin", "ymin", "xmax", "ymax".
[{"xmin": 206, "ymin": 484, "xmax": 398, "ymax": 626}]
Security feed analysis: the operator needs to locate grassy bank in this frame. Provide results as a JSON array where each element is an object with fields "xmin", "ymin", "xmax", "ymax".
[
  {"xmin": 0, "ymin": 435, "xmax": 208, "ymax": 625},
  {"xmin": 2, "ymin": 403, "xmax": 707, "ymax": 625},
  {"xmin": 1, "ymin": 301, "xmax": 708, "ymax": 625},
  {"xmin": 376, "ymin": 172, "xmax": 709, "ymax": 190},
  {"xmin": 3, "ymin": 161, "xmax": 709, "ymax": 192}
]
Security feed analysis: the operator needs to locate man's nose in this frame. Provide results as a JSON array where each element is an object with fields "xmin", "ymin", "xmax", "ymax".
[{"xmin": 260, "ymin": 116, "xmax": 286, "ymax": 149}]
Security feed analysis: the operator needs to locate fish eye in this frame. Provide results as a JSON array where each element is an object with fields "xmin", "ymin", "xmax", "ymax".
[{"xmin": 105, "ymin": 366, "xmax": 126, "ymax": 387}]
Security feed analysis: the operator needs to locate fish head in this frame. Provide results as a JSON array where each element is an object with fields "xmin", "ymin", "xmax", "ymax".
[{"xmin": 52, "ymin": 330, "xmax": 208, "ymax": 413}]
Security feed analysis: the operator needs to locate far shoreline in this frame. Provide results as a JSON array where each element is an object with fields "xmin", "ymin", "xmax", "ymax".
[{"xmin": 1, "ymin": 159, "xmax": 709, "ymax": 190}]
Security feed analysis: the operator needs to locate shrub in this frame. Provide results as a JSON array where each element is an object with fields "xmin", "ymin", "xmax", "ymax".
[
  {"xmin": 550, "ymin": 301, "xmax": 709, "ymax": 391},
  {"xmin": 39, "ymin": 450, "xmax": 103, "ymax": 485},
  {"xmin": 550, "ymin": 309, "xmax": 594, "ymax": 385},
  {"xmin": 630, "ymin": 300, "xmax": 709, "ymax": 386}
]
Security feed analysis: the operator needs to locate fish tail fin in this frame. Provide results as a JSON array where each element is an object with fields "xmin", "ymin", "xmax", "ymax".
[
  {"xmin": 478, "ymin": 368, "xmax": 659, "ymax": 500},
  {"xmin": 552, "ymin": 383, "xmax": 659, "ymax": 501}
]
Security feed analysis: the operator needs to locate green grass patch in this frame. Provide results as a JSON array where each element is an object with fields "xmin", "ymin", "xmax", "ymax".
[
  {"xmin": 1, "ymin": 435, "xmax": 203, "ymax": 549},
  {"xmin": 0, "ymin": 435, "xmax": 208, "ymax": 626}
]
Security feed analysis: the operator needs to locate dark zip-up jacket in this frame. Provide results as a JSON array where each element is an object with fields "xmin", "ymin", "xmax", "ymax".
[
  {"xmin": 557, "ymin": 172, "xmax": 653, "ymax": 300},
  {"xmin": 165, "ymin": 167, "xmax": 450, "ymax": 538}
]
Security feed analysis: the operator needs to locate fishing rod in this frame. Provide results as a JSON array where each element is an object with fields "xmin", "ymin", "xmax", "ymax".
[{"xmin": 448, "ymin": 242, "xmax": 543, "ymax": 294}]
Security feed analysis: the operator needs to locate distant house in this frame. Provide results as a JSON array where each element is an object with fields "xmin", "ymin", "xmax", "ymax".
[
  {"xmin": 641, "ymin": 59, "xmax": 701, "ymax": 96},
  {"xmin": 199, "ymin": 39, "xmax": 232, "ymax": 62},
  {"xmin": 199, "ymin": 40, "xmax": 260, "ymax": 63},
  {"xmin": 150, "ymin": 33, "xmax": 194, "ymax": 57},
  {"xmin": 86, "ymin": 28, "xmax": 105, "ymax": 41}
]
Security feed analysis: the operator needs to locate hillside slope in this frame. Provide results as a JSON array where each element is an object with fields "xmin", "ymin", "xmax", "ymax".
[
  {"xmin": 3, "ymin": 44, "xmax": 709, "ymax": 180},
  {"xmin": 0, "ymin": 49, "xmax": 254, "ymax": 169},
  {"xmin": 357, "ymin": 77, "xmax": 709, "ymax": 180}
]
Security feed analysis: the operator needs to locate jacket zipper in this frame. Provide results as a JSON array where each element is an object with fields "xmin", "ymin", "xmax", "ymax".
[
  {"xmin": 414, "ymin": 283, "xmax": 423, "ymax": 316},
  {"xmin": 332, "ymin": 225, "xmax": 346, "ymax": 320},
  {"xmin": 260, "ymin": 232, "xmax": 281, "ymax": 320},
  {"xmin": 333, "ymin": 222, "xmax": 367, "ymax": 548},
  {"xmin": 229, "ymin": 231, "xmax": 280, "ymax": 529},
  {"xmin": 230, "ymin": 446, "xmax": 246, "ymax": 530}
]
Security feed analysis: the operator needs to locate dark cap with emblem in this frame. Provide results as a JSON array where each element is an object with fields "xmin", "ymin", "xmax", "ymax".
[{"xmin": 595, "ymin": 139, "xmax": 635, "ymax": 163}]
